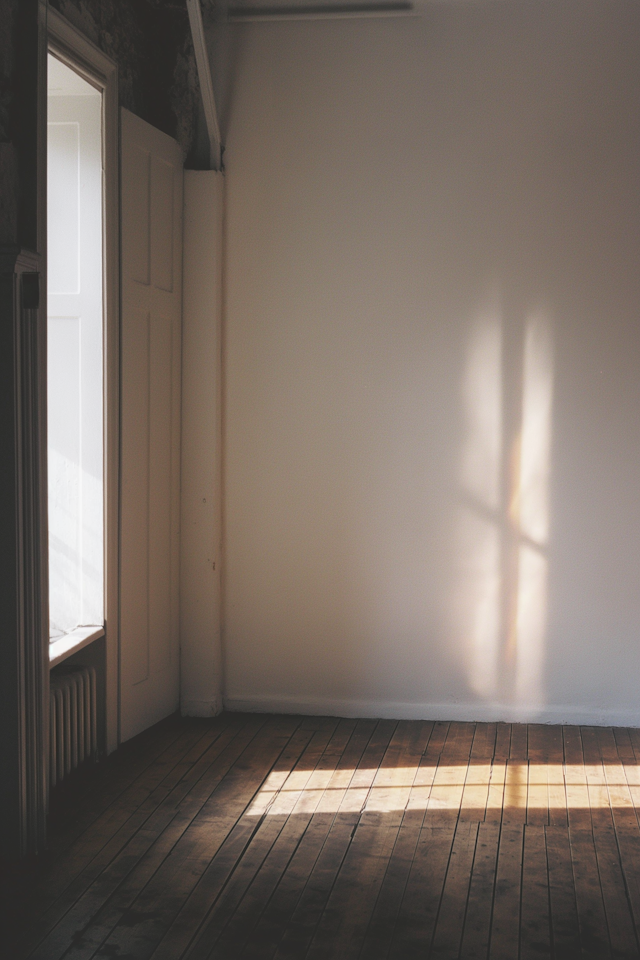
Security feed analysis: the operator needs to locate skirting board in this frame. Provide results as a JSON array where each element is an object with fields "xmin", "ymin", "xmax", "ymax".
[
  {"xmin": 182, "ymin": 696, "xmax": 224, "ymax": 718},
  {"xmin": 223, "ymin": 693, "xmax": 640, "ymax": 728}
]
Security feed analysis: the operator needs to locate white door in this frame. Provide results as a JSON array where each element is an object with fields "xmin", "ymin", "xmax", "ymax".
[{"xmin": 120, "ymin": 108, "xmax": 183, "ymax": 742}]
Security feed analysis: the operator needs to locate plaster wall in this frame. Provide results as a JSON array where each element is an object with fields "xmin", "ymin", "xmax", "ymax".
[{"xmin": 221, "ymin": 1, "xmax": 640, "ymax": 724}]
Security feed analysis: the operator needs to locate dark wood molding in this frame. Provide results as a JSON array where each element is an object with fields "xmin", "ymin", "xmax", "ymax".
[
  {"xmin": 0, "ymin": 0, "xmax": 48, "ymax": 860},
  {"xmin": 0, "ymin": 246, "xmax": 49, "ymax": 859}
]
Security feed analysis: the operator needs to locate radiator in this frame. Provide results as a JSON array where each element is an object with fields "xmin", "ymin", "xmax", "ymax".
[{"xmin": 50, "ymin": 667, "xmax": 98, "ymax": 788}]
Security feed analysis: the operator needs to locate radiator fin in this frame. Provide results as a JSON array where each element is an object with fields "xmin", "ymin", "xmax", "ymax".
[{"xmin": 50, "ymin": 667, "xmax": 97, "ymax": 787}]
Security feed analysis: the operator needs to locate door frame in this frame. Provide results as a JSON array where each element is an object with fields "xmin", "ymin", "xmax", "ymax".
[{"xmin": 47, "ymin": 9, "xmax": 120, "ymax": 753}]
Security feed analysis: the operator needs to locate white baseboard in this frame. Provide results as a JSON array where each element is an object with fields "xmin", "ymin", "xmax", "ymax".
[
  {"xmin": 181, "ymin": 695, "xmax": 223, "ymax": 718},
  {"xmin": 223, "ymin": 693, "xmax": 640, "ymax": 728}
]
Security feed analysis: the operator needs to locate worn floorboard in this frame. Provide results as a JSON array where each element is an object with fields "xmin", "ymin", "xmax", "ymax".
[{"xmin": 7, "ymin": 715, "xmax": 640, "ymax": 959}]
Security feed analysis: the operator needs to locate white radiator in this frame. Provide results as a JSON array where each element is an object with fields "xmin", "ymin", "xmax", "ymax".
[{"xmin": 50, "ymin": 667, "xmax": 98, "ymax": 788}]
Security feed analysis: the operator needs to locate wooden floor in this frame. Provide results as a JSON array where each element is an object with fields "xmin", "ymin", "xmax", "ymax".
[{"xmin": 8, "ymin": 714, "xmax": 640, "ymax": 959}]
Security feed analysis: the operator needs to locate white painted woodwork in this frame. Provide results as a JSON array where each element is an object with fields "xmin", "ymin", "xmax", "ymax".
[
  {"xmin": 120, "ymin": 108, "xmax": 183, "ymax": 742},
  {"xmin": 180, "ymin": 171, "xmax": 224, "ymax": 717},
  {"xmin": 47, "ymin": 64, "xmax": 104, "ymax": 642}
]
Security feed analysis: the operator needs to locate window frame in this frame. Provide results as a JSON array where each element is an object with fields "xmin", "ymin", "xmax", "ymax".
[{"xmin": 47, "ymin": 9, "xmax": 120, "ymax": 753}]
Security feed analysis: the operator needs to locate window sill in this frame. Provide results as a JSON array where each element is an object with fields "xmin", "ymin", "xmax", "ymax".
[{"xmin": 49, "ymin": 625, "xmax": 105, "ymax": 668}]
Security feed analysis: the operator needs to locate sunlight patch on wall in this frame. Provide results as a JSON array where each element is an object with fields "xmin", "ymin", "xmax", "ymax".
[
  {"xmin": 458, "ymin": 303, "xmax": 554, "ymax": 707},
  {"xmin": 513, "ymin": 313, "xmax": 554, "ymax": 705},
  {"xmin": 460, "ymin": 305, "xmax": 503, "ymax": 511},
  {"xmin": 456, "ymin": 513, "xmax": 502, "ymax": 700},
  {"xmin": 514, "ymin": 545, "xmax": 548, "ymax": 705},
  {"xmin": 519, "ymin": 314, "xmax": 554, "ymax": 546},
  {"xmin": 456, "ymin": 297, "xmax": 503, "ymax": 699}
]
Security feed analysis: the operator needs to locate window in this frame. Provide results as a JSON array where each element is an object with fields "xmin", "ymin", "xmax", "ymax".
[{"xmin": 47, "ymin": 54, "xmax": 104, "ymax": 656}]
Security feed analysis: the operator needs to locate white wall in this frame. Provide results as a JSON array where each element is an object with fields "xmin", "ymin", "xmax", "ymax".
[{"xmin": 220, "ymin": 1, "xmax": 640, "ymax": 725}]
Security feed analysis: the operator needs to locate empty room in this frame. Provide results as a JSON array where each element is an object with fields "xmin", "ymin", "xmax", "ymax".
[{"xmin": 2, "ymin": 0, "xmax": 640, "ymax": 957}]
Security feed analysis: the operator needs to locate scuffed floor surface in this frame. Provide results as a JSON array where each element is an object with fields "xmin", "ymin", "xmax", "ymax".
[{"xmin": 6, "ymin": 712, "xmax": 640, "ymax": 958}]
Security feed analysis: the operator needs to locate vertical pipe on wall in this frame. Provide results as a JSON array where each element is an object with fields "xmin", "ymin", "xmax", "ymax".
[{"xmin": 180, "ymin": 170, "xmax": 224, "ymax": 716}]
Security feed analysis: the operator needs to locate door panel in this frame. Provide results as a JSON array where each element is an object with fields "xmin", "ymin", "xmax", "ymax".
[{"xmin": 120, "ymin": 108, "xmax": 183, "ymax": 742}]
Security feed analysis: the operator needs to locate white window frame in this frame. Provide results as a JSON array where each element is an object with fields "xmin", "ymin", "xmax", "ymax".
[{"xmin": 47, "ymin": 8, "xmax": 120, "ymax": 753}]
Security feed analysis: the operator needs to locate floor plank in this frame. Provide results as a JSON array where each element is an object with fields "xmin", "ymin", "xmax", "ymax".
[
  {"xmin": 85, "ymin": 716, "xmax": 303, "ymax": 960},
  {"xmin": 459, "ymin": 821, "xmax": 501, "ymax": 960},
  {"xmin": 387, "ymin": 823, "xmax": 456, "ymax": 959},
  {"xmin": 20, "ymin": 715, "xmax": 252, "ymax": 960},
  {"xmin": 359, "ymin": 807, "xmax": 427, "ymax": 960},
  {"xmin": 592, "ymin": 824, "xmax": 639, "ymax": 959},
  {"xmin": 489, "ymin": 822, "xmax": 524, "ymax": 960},
  {"xmin": 569, "ymin": 827, "xmax": 612, "ymax": 958},
  {"xmin": 519, "ymin": 825, "xmax": 551, "ymax": 960},
  {"xmin": 430, "ymin": 820, "xmax": 478, "ymax": 959},
  {"xmin": 546, "ymin": 824, "xmax": 581, "ymax": 960},
  {"xmin": 9, "ymin": 715, "xmax": 640, "ymax": 960},
  {"xmin": 236, "ymin": 720, "xmax": 377, "ymax": 960}
]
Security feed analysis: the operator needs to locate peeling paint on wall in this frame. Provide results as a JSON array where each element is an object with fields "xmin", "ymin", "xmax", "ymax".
[{"xmin": 50, "ymin": 0, "xmax": 201, "ymax": 160}]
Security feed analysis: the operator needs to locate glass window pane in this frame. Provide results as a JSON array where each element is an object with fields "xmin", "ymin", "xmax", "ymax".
[{"xmin": 47, "ymin": 55, "xmax": 104, "ymax": 641}]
